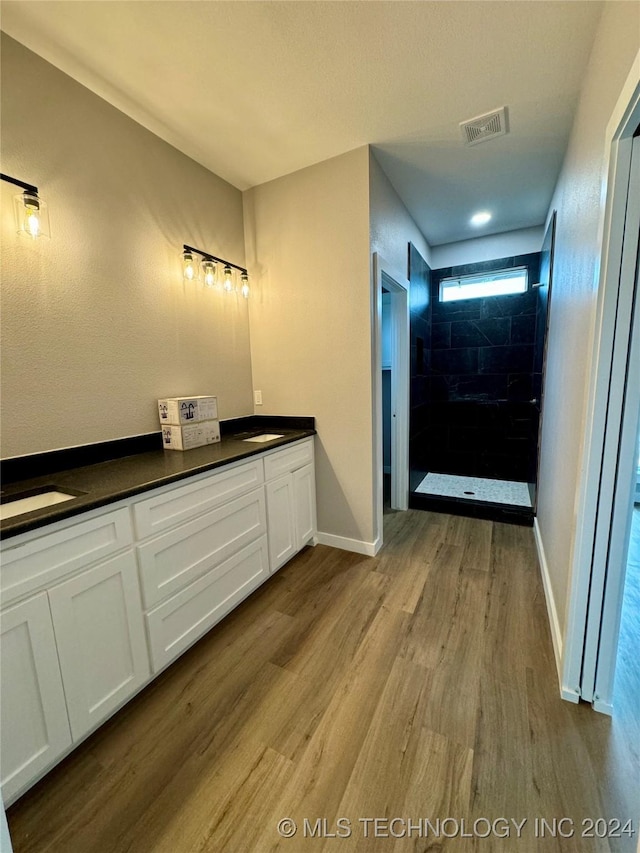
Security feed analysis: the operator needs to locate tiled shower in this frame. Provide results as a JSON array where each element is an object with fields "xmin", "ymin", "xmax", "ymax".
[{"xmin": 407, "ymin": 243, "xmax": 546, "ymax": 524}]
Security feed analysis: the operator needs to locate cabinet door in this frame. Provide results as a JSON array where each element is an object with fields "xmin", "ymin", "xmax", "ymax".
[
  {"xmin": 48, "ymin": 552, "xmax": 149, "ymax": 741},
  {"xmin": 293, "ymin": 464, "xmax": 316, "ymax": 549},
  {"xmin": 265, "ymin": 475, "xmax": 297, "ymax": 572},
  {"xmin": 0, "ymin": 594, "xmax": 72, "ymax": 802}
]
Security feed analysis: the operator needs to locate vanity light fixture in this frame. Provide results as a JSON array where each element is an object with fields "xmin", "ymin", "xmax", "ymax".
[
  {"xmin": 182, "ymin": 244, "xmax": 250, "ymax": 298},
  {"xmin": 1, "ymin": 173, "xmax": 51, "ymax": 238}
]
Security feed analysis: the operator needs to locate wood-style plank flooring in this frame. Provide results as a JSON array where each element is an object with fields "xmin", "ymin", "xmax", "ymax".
[{"xmin": 7, "ymin": 510, "xmax": 639, "ymax": 852}]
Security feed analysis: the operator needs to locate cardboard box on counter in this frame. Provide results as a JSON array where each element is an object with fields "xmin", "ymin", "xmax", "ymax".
[
  {"xmin": 161, "ymin": 419, "xmax": 221, "ymax": 451},
  {"xmin": 158, "ymin": 396, "xmax": 218, "ymax": 425}
]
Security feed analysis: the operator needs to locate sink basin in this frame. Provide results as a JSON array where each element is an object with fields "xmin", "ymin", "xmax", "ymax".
[
  {"xmin": 0, "ymin": 488, "xmax": 81, "ymax": 521},
  {"xmin": 242, "ymin": 433, "xmax": 285, "ymax": 443}
]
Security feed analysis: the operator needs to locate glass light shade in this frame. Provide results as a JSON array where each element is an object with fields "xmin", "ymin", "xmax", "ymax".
[
  {"xmin": 182, "ymin": 251, "xmax": 197, "ymax": 281},
  {"xmin": 202, "ymin": 259, "xmax": 217, "ymax": 288},
  {"xmin": 223, "ymin": 265, "xmax": 234, "ymax": 292},
  {"xmin": 240, "ymin": 272, "xmax": 250, "ymax": 299},
  {"xmin": 14, "ymin": 191, "xmax": 50, "ymax": 239}
]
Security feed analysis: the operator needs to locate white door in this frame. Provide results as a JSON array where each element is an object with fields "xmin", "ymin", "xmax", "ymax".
[
  {"xmin": 0, "ymin": 593, "xmax": 72, "ymax": 802},
  {"xmin": 48, "ymin": 552, "xmax": 149, "ymax": 740},
  {"xmin": 586, "ymin": 135, "xmax": 640, "ymax": 711}
]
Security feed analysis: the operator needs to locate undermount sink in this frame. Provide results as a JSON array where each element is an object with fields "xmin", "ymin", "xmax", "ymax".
[
  {"xmin": 242, "ymin": 433, "xmax": 285, "ymax": 443},
  {"xmin": 0, "ymin": 488, "xmax": 81, "ymax": 521}
]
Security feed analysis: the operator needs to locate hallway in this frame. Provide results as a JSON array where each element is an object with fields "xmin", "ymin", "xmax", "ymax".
[{"xmin": 7, "ymin": 511, "xmax": 638, "ymax": 852}]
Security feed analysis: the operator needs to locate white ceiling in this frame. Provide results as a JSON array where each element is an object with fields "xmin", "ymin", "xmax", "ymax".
[{"xmin": 1, "ymin": 1, "xmax": 603, "ymax": 246}]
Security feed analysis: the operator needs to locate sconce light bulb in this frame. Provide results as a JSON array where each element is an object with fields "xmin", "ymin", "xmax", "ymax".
[
  {"xmin": 241, "ymin": 273, "xmax": 250, "ymax": 299},
  {"xmin": 223, "ymin": 265, "xmax": 234, "ymax": 292},
  {"xmin": 26, "ymin": 211, "xmax": 40, "ymax": 238},
  {"xmin": 202, "ymin": 259, "xmax": 216, "ymax": 288},
  {"xmin": 183, "ymin": 251, "xmax": 196, "ymax": 281},
  {"xmin": 22, "ymin": 192, "xmax": 42, "ymax": 239}
]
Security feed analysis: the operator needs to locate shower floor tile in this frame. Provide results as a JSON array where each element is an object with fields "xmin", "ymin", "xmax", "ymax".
[{"xmin": 415, "ymin": 473, "xmax": 532, "ymax": 507}]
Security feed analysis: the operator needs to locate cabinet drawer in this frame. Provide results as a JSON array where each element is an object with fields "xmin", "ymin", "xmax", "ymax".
[
  {"xmin": 0, "ymin": 508, "xmax": 132, "ymax": 607},
  {"xmin": 136, "ymin": 488, "xmax": 267, "ymax": 609},
  {"xmin": 132, "ymin": 459, "xmax": 264, "ymax": 540},
  {"xmin": 146, "ymin": 536, "xmax": 270, "ymax": 672},
  {"xmin": 263, "ymin": 439, "xmax": 313, "ymax": 481}
]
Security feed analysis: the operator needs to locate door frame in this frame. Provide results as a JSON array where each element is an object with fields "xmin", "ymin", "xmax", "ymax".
[
  {"xmin": 562, "ymin": 55, "xmax": 640, "ymax": 707},
  {"xmin": 373, "ymin": 253, "xmax": 410, "ymax": 547}
]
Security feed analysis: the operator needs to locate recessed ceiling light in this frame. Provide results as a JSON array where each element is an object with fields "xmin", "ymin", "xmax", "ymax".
[{"xmin": 470, "ymin": 211, "xmax": 492, "ymax": 226}]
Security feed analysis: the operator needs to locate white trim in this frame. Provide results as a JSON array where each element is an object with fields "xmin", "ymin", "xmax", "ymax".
[
  {"xmin": 562, "ymin": 52, "xmax": 640, "ymax": 701},
  {"xmin": 315, "ymin": 531, "xmax": 382, "ymax": 556},
  {"xmin": 372, "ymin": 252, "xmax": 410, "ymax": 549},
  {"xmin": 533, "ymin": 519, "xmax": 566, "ymax": 693}
]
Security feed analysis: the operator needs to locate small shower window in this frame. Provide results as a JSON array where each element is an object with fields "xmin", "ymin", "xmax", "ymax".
[{"xmin": 439, "ymin": 267, "xmax": 528, "ymax": 302}]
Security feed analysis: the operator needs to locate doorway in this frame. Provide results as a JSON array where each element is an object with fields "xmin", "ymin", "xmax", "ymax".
[
  {"xmin": 562, "ymin": 67, "xmax": 640, "ymax": 712},
  {"xmin": 373, "ymin": 253, "xmax": 410, "ymax": 549}
]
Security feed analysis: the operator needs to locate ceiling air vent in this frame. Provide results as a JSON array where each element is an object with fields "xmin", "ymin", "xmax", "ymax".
[{"xmin": 460, "ymin": 106, "xmax": 509, "ymax": 146}]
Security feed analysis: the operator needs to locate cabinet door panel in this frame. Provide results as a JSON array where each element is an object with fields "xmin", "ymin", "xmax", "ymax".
[
  {"xmin": 48, "ymin": 552, "xmax": 149, "ymax": 741},
  {"xmin": 146, "ymin": 537, "xmax": 270, "ymax": 672},
  {"xmin": 137, "ymin": 489, "xmax": 266, "ymax": 609},
  {"xmin": 266, "ymin": 475, "xmax": 297, "ymax": 572},
  {"xmin": 1, "ymin": 594, "xmax": 71, "ymax": 802},
  {"xmin": 293, "ymin": 464, "xmax": 316, "ymax": 549}
]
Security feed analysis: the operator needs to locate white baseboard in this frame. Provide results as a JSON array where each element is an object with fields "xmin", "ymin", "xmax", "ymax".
[
  {"xmin": 533, "ymin": 518, "xmax": 564, "ymax": 690},
  {"xmin": 315, "ymin": 531, "xmax": 382, "ymax": 556}
]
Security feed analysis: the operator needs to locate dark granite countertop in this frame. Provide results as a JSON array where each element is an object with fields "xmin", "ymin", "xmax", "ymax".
[{"xmin": 0, "ymin": 416, "xmax": 315, "ymax": 541}]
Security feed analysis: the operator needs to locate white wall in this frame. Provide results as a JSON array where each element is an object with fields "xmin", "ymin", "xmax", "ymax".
[
  {"xmin": 0, "ymin": 35, "xmax": 253, "ymax": 458},
  {"xmin": 369, "ymin": 150, "xmax": 432, "ymax": 275},
  {"xmin": 243, "ymin": 147, "xmax": 374, "ymax": 547},
  {"xmin": 431, "ymin": 226, "xmax": 544, "ymax": 270},
  {"xmin": 536, "ymin": 2, "xmax": 640, "ymax": 639}
]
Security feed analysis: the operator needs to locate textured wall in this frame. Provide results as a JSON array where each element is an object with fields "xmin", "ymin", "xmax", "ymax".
[
  {"xmin": 369, "ymin": 151, "xmax": 432, "ymax": 276},
  {"xmin": 431, "ymin": 227, "xmax": 543, "ymax": 269},
  {"xmin": 243, "ymin": 148, "xmax": 373, "ymax": 545},
  {"xmin": 1, "ymin": 35, "xmax": 253, "ymax": 458},
  {"xmin": 536, "ymin": 2, "xmax": 640, "ymax": 637}
]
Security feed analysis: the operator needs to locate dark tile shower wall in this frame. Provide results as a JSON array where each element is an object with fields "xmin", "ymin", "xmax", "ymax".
[
  {"xmin": 410, "ymin": 251, "xmax": 543, "ymax": 485},
  {"xmin": 408, "ymin": 243, "xmax": 431, "ymax": 486}
]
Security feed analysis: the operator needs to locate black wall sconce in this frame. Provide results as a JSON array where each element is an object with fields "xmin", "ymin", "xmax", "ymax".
[
  {"xmin": 1, "ymin": 173, "xmax": 50, "ymax": 239},
  {"xmin": 182, "ymin": 244, "xmax": 250, "ymax": 298}
]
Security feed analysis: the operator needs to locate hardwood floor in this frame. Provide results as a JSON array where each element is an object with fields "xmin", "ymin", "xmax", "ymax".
[{"xmin": 7, "ymin": 510, "xmax": 639, "ymax": 852}]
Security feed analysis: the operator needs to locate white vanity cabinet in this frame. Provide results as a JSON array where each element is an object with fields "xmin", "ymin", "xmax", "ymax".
[
  {"xmin": 0, "ymin": 508, "xmax": 149, "ymax": 801},
  {"xmin": 0, "ymin": 434, "xmax": 316, "ymax": 803},
  {"xmin": 264, "ymin": 440, "xmax": 316, "ymax": 572},
  {"xmin": 131, "ymin": 457, "xmax": 271, "ymax": 673}
]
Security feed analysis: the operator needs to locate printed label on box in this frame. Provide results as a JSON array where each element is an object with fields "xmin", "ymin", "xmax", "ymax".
[
  {"xmin": 161, "ymin": 420, "xmax": 221, "ymax": 451},
  {"xmin": 158, "ymin": 396, "xmax": 219, "ymax": 425}
]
